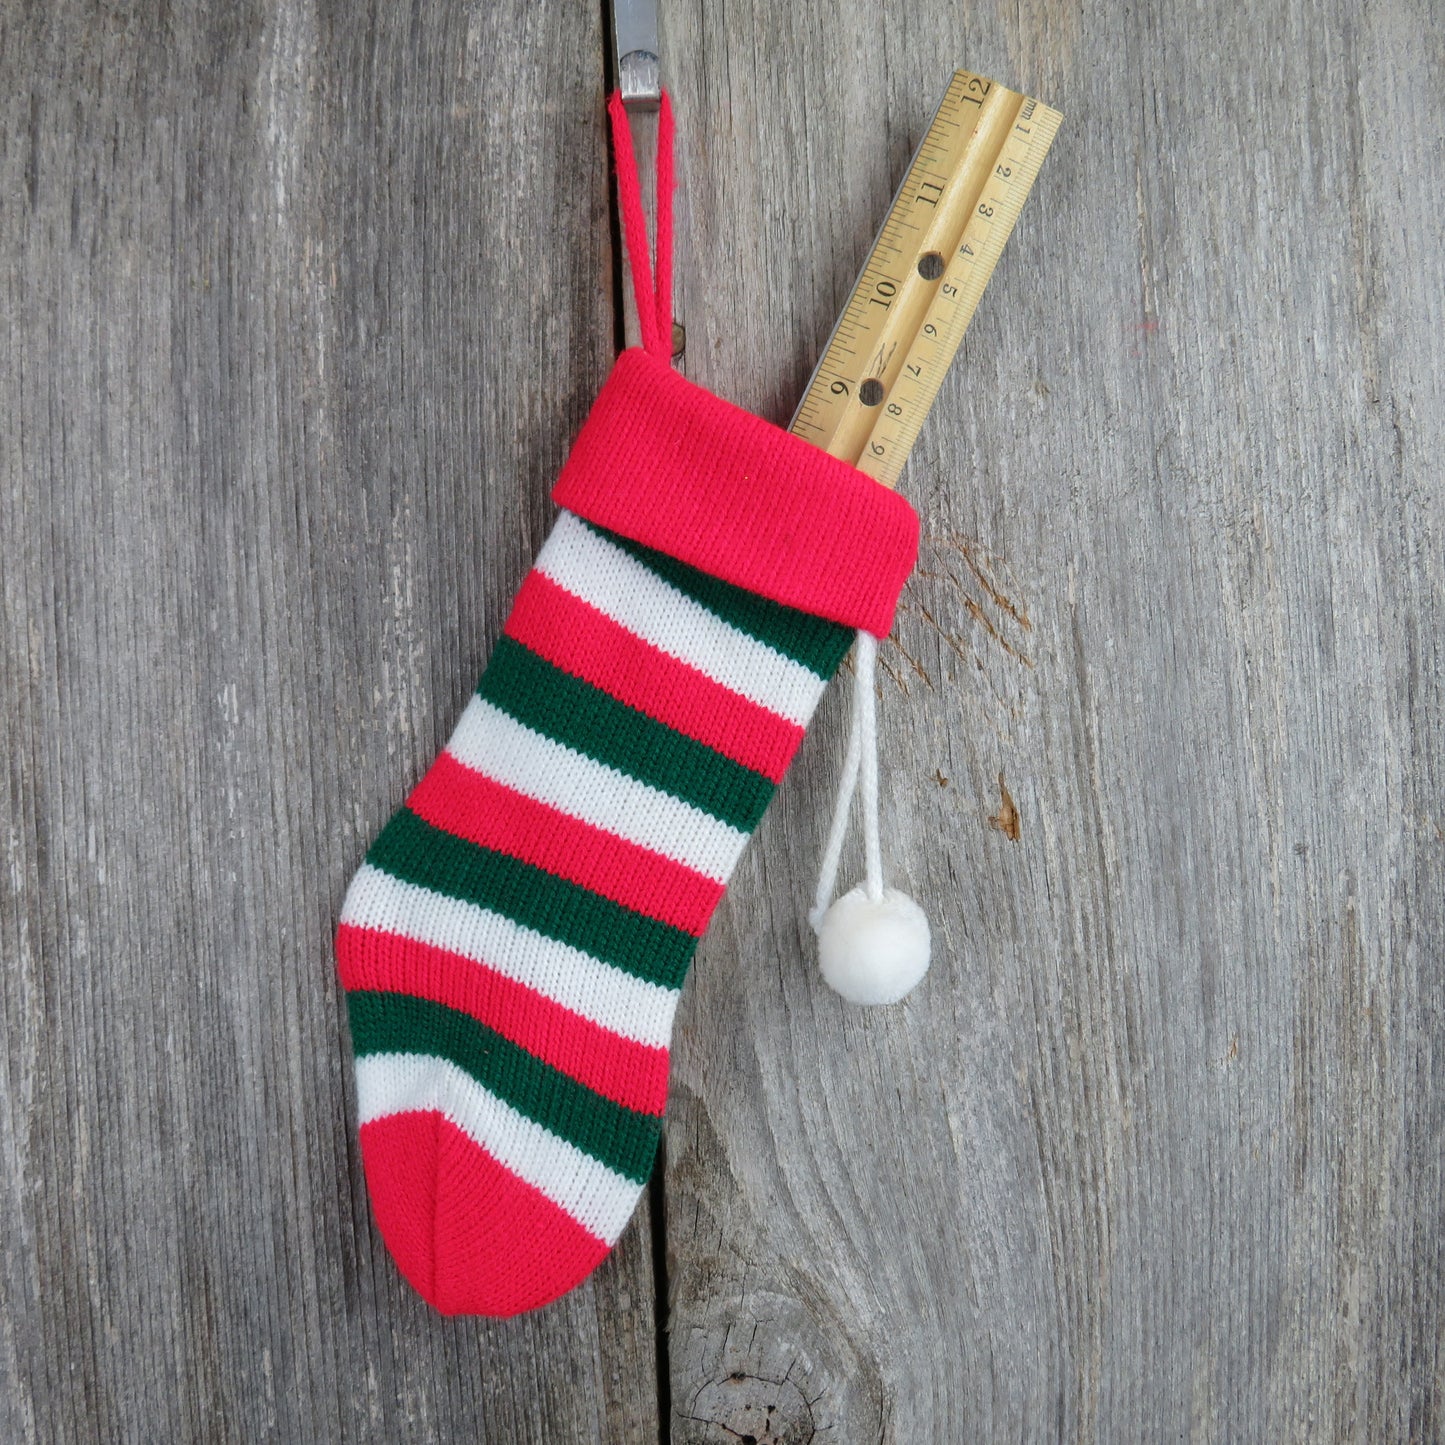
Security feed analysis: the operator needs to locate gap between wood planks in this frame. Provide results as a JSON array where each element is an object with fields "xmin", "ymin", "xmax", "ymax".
[{"xmin": 597, "ymin": 3, "xmax": 675, "ymax": 1436}]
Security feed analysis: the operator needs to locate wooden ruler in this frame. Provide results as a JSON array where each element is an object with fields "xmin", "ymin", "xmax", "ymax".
[{"xmin": 790, "ymin": 70, "xmax": 1061, "ymax": 488}]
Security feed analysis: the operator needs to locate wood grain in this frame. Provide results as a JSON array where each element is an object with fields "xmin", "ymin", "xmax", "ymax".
[
  {"xmin": 661, "ymin": 0, "xmax": 1445, "ymax": 1440},
  {"xmin": 0, "ymin": 3, "xmax": 657, "ymax": 1441},
  {"xmin": 3, "ymin": 0, "xmax": 1443, "ymax": 1441}
]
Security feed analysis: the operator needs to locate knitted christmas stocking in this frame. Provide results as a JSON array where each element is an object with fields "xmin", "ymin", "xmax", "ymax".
[{"xmin": 336, "ymin": 93, "xmax": 919, "ymax": 1317}]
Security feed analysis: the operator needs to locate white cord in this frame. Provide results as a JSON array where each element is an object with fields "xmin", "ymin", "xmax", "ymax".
[
  {"xmin": 808, "ymin": 629, "xmax": 931, "ymax": 1004},
  {"xmin": 810, "ymin": 630, "xmax": 884, "ymax": 931},
  {"xmin": 856, "ymin": 632, "xmax": 884, "ymax": 901}
]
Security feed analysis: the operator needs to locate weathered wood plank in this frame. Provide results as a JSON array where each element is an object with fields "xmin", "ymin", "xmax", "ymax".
[
  {"xmin": 0, "ymin": 3, "xmax": 658, "ymax": 1440},
  {"xmin": 662, "ymin": 0, "xmax": 1445, "ymax": 1439},
  {"xmin": 6, "ymin": 0, "xmax": 1444, "ymax": 1439}
]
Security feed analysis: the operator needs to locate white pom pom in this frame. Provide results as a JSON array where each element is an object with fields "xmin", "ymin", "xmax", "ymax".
[{"xmin": 814, "ymin": 886, "xmax": 931, "ymax": 1006}]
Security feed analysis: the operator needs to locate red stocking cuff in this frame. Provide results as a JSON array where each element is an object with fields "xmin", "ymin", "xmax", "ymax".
[{"xmin": 552, "ymin": 348, "xmax": 920, "ymax": 637}]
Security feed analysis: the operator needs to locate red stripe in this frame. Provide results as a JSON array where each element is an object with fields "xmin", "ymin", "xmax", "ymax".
[
  {"xmin": 407, "ymin": 751, "xmax": 722, "ymax": 936},
  {"xmin": 361, "ymin": 1112, "xmax": 611, "ymax": 1316},
  {"xmin": 503, "ymin": 569, "xmax": 803, "ymax": 783},
  {"xmin": 552, "ymin": 347, "xmax": 920, "ymax": 636},
  {"xmin": 338, "ymin": 922, "xmax": 671, "ymax": 1116}
]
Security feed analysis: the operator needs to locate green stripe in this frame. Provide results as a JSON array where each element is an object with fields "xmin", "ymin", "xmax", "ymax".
[
  {"xmin": 367, "ymin": 808, "xmax": 698, "ymax": 990},
  {"xmin": 478, "ymin": 637, "xmax": 774, "ymax": 832},
  {"xmin": 348, "ymin": 991, "xmax": 661, "ymax": 1183},
  {"xmin": 586, "ymin": 521, "xmax": 854, "ymax": 680}
]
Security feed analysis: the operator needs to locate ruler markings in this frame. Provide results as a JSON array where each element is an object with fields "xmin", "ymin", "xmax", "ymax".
[{"xmin": 790, "ymin": 70, "xmax": 1060, "ymax": 488}]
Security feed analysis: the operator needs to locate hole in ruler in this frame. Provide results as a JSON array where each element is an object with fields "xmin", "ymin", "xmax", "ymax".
[
  {"xmin": 859, "ymin": 378, "xmax": 885, "ymax": 406},
  {"xmin": 917, "ymin": 251, "xmax": 946, "ymax": 280}
]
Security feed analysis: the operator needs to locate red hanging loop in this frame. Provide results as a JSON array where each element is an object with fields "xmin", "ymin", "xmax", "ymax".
[{"xmin": 608, "ymin": 89, "xmax": 676, "ymax": 361}]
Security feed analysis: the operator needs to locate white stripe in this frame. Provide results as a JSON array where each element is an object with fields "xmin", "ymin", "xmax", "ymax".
[
  {"xmin": 536, "ymin": 511, "xmax": 827, "ymax": 727},
  {"xmin": 340, "ymin": 865, "xmax": 681, "ymax": 1048},
  {"xmin": 355, "ymin": 1053, "xmax": 641, "ymax": 1243},
  {"xmin": 445, "ymin": 696, "xmax": 748, "ymax": 883}
]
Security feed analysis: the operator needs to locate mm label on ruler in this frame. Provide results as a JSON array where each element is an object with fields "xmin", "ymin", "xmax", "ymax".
[{"xmin": 791, "ymin": 70, "xmax": 1061, "ymax": 488}]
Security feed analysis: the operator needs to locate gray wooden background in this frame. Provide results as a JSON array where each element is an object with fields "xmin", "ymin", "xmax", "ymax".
[{"xmin": 3, "ymin": 0, "xmax": 1441, "ymax": 1440}]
